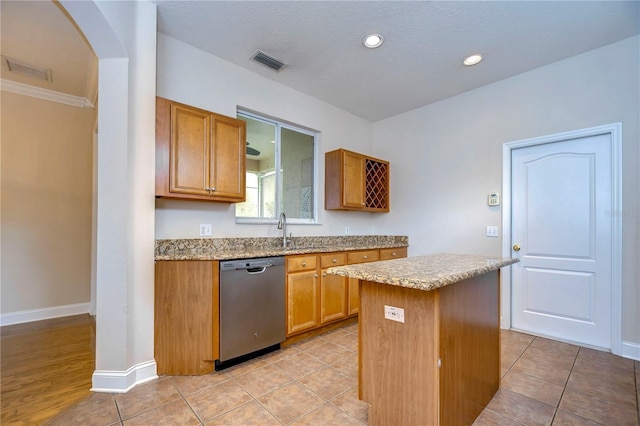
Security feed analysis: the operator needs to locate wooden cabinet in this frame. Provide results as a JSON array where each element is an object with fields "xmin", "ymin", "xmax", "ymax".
[
  {"xmin": 156, "ymin": 97, "xmax": 246, "ymax": 202},
  {"xmin": 285, "ymin": 248, "xmax": 407, "ymax": 335},
  {"xmin": 346, "ymin": 250, "xmax": 380, "ymax": 315},
  {"xmin": 320, "ymin": 253, "xmax": 348, "ymax": 324},
  {"xmin": 154, "ymin": 260, "xmax": 219, "ymax": 375},
  {"xmin": 154, "ymin": 247, "xmax": 408, "ymax": 373},
  {"xmin": 286, "ymin": 255, "xmax": 319, "ymax": 335},
  {"xmin": 325, "ymin": 148, "xmax": 389, "ymax": 212}
]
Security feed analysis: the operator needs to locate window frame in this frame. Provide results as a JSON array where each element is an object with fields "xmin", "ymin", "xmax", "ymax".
[{"xmin": 235, "ymin": 109, "xmax": 319, "ymax": 225}]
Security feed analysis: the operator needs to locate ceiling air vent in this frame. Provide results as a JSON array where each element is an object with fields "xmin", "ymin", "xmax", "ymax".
[
  {"xmin": 250, "ymin": 50, "xmax": 287, "ymax": 72},
  {"xmin": 4, "ymin": 57, "xmax": 52, "ymax": 82}
]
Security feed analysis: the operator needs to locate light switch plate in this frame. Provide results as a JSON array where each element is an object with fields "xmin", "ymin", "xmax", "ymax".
[
  {"xmin": 486, "ymin": 226, "xmax": 499, "ymax": 237},
  {"xmin": 384, "ymin": 305, "xmax": 405, "ymax": 323}
]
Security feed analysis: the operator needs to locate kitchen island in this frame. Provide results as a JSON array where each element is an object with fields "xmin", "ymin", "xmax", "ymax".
[{"xmin": 328, "ymin": 253, "xmax": 518, "ymax": 426}]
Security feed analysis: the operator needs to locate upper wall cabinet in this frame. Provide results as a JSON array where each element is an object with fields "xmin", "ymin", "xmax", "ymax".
[
  {"xmin": 325, "ymin": 148, "xmax": 389, "ymax": 212},
  {"xmin": 156, "ymin": 97, "xmax": 246, "ymax": 202}
]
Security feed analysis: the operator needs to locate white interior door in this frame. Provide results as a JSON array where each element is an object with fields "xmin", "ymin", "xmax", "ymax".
[{"xmin": 511, "ymin": 133, "xmax": 613, "ymax": 349}]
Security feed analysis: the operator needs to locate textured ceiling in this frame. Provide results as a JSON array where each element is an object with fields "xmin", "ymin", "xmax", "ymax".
[
  {"xmin": 1, "ymin": 1, "xmax": 638, "ymax": 123},
  {"xmin": 156, "ymin": 0, "xmax": 640, "ymax": 121}
]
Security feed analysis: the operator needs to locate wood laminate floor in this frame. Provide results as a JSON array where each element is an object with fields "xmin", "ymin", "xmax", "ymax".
[
  {"xmin": 1, "ymin": 314, "xmax": 95, "ymax": 425},
  {"xmin": 2, "ymin": 315, "xmax": 639, "ymax": 425}
]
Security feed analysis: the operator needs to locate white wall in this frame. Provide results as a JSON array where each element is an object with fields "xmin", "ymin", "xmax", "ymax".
[
  {"xmin": 155, "ymin": 34, "xmax": 377, "ymax": 239},
  {"xmin": 61, "ymin": 0, "xmax": 158, "ymax": 391},
  {"xmin": 371, "ymin": 36, "xmax": 640, "ymax": 347},
  {"xmin": 1, "ymin": 92, "xmax": 95, "ymax": 319}
]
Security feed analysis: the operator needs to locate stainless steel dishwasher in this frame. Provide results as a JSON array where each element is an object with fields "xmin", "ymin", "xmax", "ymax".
[{"xmin": 217, "ymin": 256, "xmax": 285, "ymax": 370}]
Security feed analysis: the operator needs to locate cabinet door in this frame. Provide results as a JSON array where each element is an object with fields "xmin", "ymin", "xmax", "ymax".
[
  {"xmin": 209, "ymin": 113, "xmax": 246, "ymax": 201},
  {"xmin": 347, "ymin": 250, "xmax": 380, "ymax": 315},
  {"xmin": 342, "ymin": 150, "xmax": 365, "ymax": 208},
  {"xmin": 287, "ymin": 270, "xmax": 319, "ymax": 335},
  {"xmin": 321, "ymin": 272, "xmax": 348, "ymax": 324},
  {"xmin": 154, "ymin": 261, "xmax": 217, "ymax": 375},
  {"xmin": 348, "ymin": 277, "xmax": 360, "ymax": 316},
  {"xmin": 169, "ymin": 103, "xmax": 211, "ymax": 196}
]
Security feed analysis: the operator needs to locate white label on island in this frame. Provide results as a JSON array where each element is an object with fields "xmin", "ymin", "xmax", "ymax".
[{"xmin": 384, "ymin": 305, "xmax": 405, "ymax": 323}]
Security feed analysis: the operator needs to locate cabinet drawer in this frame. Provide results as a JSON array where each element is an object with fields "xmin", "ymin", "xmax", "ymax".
[
  {"xmin": 287, "ymin": 255, "xmax": 317, "ymax": 272},
  {"xmin": 320, "ymin": 253, "xmax": 347, "ymax": 268},
  {"xmin": 379, "ymin": 247, "xmax": 407, "ymax": 260},
  {"xmin": 347, "ymin": 250, "xmax": 379, "ymax": 264}
]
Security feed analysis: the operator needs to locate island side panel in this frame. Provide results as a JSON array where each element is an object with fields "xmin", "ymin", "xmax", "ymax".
[
  {"xmin": 359, "ymin": 280, "xmax": 439, "ymax": 426},
  {"xmin": 438, "ymin": 270, "xmax": 500, "ymax": 426}
]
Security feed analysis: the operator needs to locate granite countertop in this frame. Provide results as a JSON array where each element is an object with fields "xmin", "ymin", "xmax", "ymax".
[
  {"xmin": 155, "ymin": 235, "xmax": 408, "ymax": 261},
  {"xmin": 327, "ymin": 253, "xmax": 518, "ymax": 292}
]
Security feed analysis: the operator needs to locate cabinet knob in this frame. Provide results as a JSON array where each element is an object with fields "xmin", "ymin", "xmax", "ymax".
[
  {"xmin": 332, "ymin": 259, "xmax": 337, "ymax": 263},
  {"xmin": 392, "ymin": 252, "xmax": 397, "ymax": 256},
  {"xmin": 210, "ymin": 187, "xmax": 216, "ymax": 192},
  {"xmin": 322, "ymin": 273, "xmax": 327, "ymax": 277},
  {"xmin": 314, "ymin": 274, "xmax": 318, "ymax": 278},
  {"xmin": 363, "ymin": 255, "xmax": 368, "ymax": 259},
  {"xmin": 301, "ymin": 262, "xmax": 307, "ymax": 267}
]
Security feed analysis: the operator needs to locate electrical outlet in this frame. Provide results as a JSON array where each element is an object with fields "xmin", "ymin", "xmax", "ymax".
[
  {"xmin": 384, "ymin": 305, "xmax": 405, "ymax": 323},
  {"xmin": 486, "ymin": 226, "xmax": 499, "ymax": 237},
  {"xmin": 345, "ymin": 226, "xmax": 350, "ymax": 235},
  {"xmin": 199, "ymin": 224, "xmax": 212, "ymax": 236}
]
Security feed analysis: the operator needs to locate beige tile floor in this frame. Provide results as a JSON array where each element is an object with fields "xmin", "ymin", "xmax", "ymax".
[{"xmin": 47, "ymin": 323, "xmax": 640, "ymax": 425}]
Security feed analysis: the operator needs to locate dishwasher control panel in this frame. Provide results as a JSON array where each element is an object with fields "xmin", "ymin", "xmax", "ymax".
[{"xmin": 220, "ymin": 256, "xmax": 284, "ymax": 271}]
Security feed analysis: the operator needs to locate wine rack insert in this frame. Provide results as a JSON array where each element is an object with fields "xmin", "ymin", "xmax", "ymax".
[{"xmin": 365, "ymin": 159, "xmax": 388, "ymax": 210}]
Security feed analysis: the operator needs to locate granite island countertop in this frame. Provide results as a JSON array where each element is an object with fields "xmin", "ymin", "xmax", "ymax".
[
  {"xmin": 155, "ymin": 235, "xmax": 408, "ymax": 261},
  {"xmin": 327, "ymin": 253, "xmax": 518, "ymax": 292}
]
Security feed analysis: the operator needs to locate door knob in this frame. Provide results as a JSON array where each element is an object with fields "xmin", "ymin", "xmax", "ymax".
[{"xmin": 513, "ymin": 244, "xmax": 521, "ymax": 252}]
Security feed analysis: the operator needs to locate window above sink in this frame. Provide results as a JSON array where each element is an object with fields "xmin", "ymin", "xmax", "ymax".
[{"xmin": 235, "ymin": 110, "xmax": 318, "ymax": 224}]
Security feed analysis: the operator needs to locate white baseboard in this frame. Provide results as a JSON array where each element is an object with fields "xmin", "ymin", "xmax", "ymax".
[
  {"xmin": 0, "ymin": 303, "xmax": 91, "ymax": 326},
  {"xmin": 621, "ymin": 340, "xmax": 640, "ymax": 361},
  {"xmin": 91, "ymin": 360, "xmax": 158, "ymax": 393}
]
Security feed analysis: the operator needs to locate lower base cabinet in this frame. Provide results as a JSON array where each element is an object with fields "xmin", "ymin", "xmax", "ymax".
[
  {"xmin": 286, "ymin": 247, "xmax": 407, "ymax": 336},
  {"xmin": 346, "ymin": 250, "xmax": 380, "ymax": 315},
  {"xmin": 154, "ymin": 260, "xmax": 219, "ymax": 375},
  {"xmin": 286, "ymin": 255, "xmax": 319, "ymax": 335},
  {"xmin": 320, "ymin": 253, "xmax": 348, "ymax": 324},
  {"xmin": 154, "ymin": 247, "xmax": 408, "ymax": 373}
]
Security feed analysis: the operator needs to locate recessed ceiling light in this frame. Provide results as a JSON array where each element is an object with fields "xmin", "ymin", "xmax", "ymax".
[
  {"xmin": 363, "ymin": 33, "xmax": 384, "ymax": 49},
  {"xmin": 463, "ymin": 54, "xmax": 483, "ymax": 66}
]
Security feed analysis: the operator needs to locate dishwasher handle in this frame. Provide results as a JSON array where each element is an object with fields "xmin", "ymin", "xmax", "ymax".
[{"xmin": 246, "ymin": 265, "xmax": 272, "ymax": 274}]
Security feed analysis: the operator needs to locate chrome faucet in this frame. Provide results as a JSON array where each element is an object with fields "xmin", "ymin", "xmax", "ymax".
[{"xmin": 277, "ymin": 212, "xmax": 287, "ymax": 248}]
